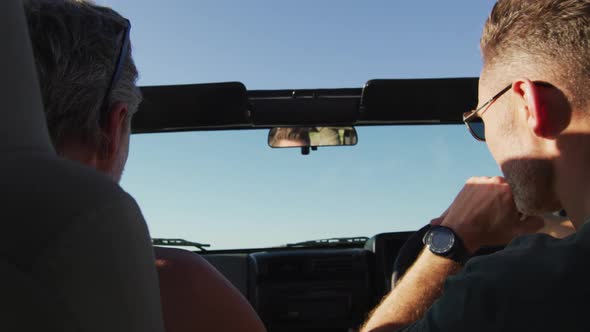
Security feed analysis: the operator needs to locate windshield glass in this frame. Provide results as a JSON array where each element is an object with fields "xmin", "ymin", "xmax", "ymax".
[{"xmin": 99, "ymin": 0, "xmax": 501, "ymax": 249}]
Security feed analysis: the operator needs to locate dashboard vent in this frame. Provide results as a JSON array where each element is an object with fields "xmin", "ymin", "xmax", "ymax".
[{"xmin": 311, "ymin": 256, "xmax": 354, "ymax": 273}]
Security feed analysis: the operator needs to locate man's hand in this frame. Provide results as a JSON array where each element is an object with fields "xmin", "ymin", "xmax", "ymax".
[{"xmin": 438, "ymin": 176, "xmax": 544, "ymax": 253}]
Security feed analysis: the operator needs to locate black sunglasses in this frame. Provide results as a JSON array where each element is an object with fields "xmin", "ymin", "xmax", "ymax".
[
  {"xmin": 99, "ymin": 19, "xmax": 131, "ymax": 124},
  {"xmin": 462, "ymin": 84, "xmax": 511, "ymax": 141},
  {"xmin": 463, "ymin": 82, "xmax": 553, "ymax": 141}
]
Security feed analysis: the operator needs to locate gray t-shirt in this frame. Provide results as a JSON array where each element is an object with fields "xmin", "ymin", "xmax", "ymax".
[{"xmin": 403, "ymin": 221, "xmax": 590, "ymax": 331}]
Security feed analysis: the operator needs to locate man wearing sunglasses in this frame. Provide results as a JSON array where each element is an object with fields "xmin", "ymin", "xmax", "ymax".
[
  {"xmin": 363, "ymin": 1, "xmax": 590, "ymax": 331},
  {"xmin": 25, "ymin": 1, "xmax": 266, "ymax": 332}
]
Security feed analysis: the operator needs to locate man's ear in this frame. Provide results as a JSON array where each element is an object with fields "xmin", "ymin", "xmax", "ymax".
[
  {"xmin": 100, "ymin": 102, "xmax": 129, "ymax": 160},
  {"xmin": 513, "ymin": 79, "xmax": 552, "ymax": 138}
]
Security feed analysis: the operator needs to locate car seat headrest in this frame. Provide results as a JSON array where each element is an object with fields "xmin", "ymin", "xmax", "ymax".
[{"xmin": 0, "ymin": 0, "xmax": 54, "ymax": 154}]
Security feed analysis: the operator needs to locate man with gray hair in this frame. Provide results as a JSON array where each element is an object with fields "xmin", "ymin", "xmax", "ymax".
[
  {"xmin": 25, "ymin": 1, "xmax": 266, "ymax": 331},
  {"xmin": 26, "ymin": 0, "xmax": 138, "ymax": 182},
  {"xmin": 363, "ymin": 0, "xmax": 590, "ymax": 331}
]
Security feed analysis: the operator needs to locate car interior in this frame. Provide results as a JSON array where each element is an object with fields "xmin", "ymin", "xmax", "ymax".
[
  {"xmin": 1, "ymin": 8, "xmax": 484, "ymax": 328},
  {"xmin": 4, "ymin": 1, "xmax": 534, "ymax": 332},
  {"xmin": 136, "ymin": 79, "xmax": 483, "ymax": 332}
]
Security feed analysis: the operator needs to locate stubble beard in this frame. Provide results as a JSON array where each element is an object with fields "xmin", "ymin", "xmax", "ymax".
[{"xmin": 502, "ymin": 158, "xmax": 561, "ymax": 216}]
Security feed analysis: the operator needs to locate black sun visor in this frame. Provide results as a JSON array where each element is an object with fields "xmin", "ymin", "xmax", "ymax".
[
  {"xmin": 133, "ymin": 82, "xmax": 250, "ymax": 134},
  {"xmin": 359, "ymin": 78, "xmax": 478, "ymax": 124}
]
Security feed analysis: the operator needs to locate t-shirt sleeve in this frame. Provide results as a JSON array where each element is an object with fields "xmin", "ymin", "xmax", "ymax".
[
  {"xmin": 395, "ymin": 232, "xmax": 570, "ymax": 332},
  {"xmin": 398, "ymin": 258, "xmax": 505, "ymax": 332}
]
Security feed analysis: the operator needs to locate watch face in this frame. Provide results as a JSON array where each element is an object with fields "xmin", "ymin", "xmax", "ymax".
[{"xmin": 427, "ymin": 227, "xmax": 455, "ymax": 254}]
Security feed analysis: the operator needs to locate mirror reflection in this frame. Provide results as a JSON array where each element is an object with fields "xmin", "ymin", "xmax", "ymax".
[{"xmin": 268, "ymin": 127, "xmax": 358, "ymax": 148}]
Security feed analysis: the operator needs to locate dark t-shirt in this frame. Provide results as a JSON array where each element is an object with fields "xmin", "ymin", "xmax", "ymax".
[{"xmin": 403, "ymin": 221, "xmax": 590, "ymax": 331}]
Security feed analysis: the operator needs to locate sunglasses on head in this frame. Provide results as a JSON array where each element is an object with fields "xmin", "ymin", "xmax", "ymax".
[{"xmin": 99, "ymin": 18, "xmax": 131, "ymax": 124}]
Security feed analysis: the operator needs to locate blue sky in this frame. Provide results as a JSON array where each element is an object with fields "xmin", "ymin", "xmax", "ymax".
[{"xmin": 97, "ymin": 0, "xmax": 501, "ymax": 249}]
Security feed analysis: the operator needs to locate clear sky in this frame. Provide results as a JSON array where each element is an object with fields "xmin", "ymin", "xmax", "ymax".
[{"xmin": 96, "ymin": 0, "xmax": 501, "ymax": 249}]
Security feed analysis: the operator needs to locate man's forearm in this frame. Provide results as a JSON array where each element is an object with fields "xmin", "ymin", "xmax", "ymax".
[{"xmin": 361, "ymin": 249, "xmax": 461, "ymax": 332}]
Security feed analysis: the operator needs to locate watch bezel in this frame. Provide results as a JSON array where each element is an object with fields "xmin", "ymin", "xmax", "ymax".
[{"xmin": 424, "ymin": 226, "xmax": 456, "ymax": 255}]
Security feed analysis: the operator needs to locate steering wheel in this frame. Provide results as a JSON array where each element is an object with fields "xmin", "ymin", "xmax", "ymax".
[
  {"xmin": 391, "ymin": 224, "xmax": 505, "ymax": 289},
  {"xmin": 391, "ymin": 225, "xmax": 432, "ymax": 289}
]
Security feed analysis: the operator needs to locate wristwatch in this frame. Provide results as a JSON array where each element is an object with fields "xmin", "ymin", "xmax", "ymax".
[{"xmin": 422, "ymin": 225, "xmax": 470, "ymax": 264}]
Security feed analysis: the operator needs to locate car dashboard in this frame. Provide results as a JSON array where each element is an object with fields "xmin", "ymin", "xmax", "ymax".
[{"xmin": 196, "ymin": 231, "xmax": 413, "ymax": 332}]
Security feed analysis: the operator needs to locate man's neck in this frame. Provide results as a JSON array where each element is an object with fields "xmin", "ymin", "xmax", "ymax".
[
  {"xmin": 59, "ymin": 145, "xmax": 118, "ymax": 182},
  {"xmin": 555, "ymin": 134, "xmax": 590, "ymax": 228},
  {"xmin": 560, "ymin": 188, "xmax": 590, "ymax": 229}
]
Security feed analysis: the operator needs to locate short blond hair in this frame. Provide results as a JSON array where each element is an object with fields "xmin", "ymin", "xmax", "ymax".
[{"xmin": 481, "ymin": 0, "xmax": 590, "ymax": 107}]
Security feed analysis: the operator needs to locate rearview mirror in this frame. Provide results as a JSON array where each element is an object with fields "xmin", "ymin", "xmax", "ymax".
[{"xmin": 268, "ymin": 127, "xmax": 358, "ymax": 148}]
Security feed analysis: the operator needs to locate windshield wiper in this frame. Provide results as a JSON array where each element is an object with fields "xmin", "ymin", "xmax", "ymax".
[
  {"xmin": 152, "ymin": 238, "xmax": 211, "ymax": 252},
  {"xmin": 284, "ymin": 236, "xmax": 369, "ymax": 248}
]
